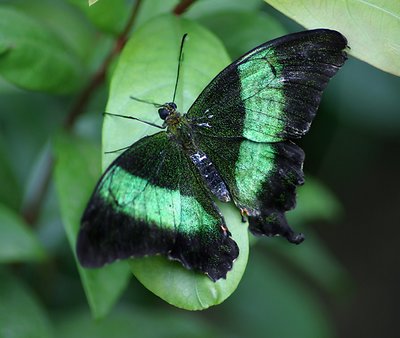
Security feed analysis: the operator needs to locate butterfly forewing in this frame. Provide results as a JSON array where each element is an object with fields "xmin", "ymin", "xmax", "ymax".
[
  {"xmin": 77, "ymin": 132, "xmax": 238, "ymax": 281},
  {"xmin": 187, "ymin": 29, "xmax": 347, "ymax": 141}
]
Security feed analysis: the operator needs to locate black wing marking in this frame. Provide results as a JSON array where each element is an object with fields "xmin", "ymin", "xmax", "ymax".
[{"xmin": 77, "ymin": 132, "xmax": 238, "ymax": 281}]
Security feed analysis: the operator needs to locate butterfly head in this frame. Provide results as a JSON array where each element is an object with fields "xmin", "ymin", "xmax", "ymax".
[{"xmin": 158, "ymin": 102, "xmax": 178, "ymax": 121}]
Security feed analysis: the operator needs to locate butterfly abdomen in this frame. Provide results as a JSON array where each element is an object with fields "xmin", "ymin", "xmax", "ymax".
[
  {"xmin": 169, "ymin": 119, "xmax": 232, "ymax": 203},
  {"xmin": 189, "ymin": 149, "xmax": 231, "ymax": 202}
]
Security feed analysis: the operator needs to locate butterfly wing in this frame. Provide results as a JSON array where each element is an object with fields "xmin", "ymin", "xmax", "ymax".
[
  {"xmin": 77, "ymin": 132, "xmax": 238, "ymax": 281},
  {"xmin": 186, "ymin": 29, "xmax": 347, "ymax": 241},
  {"xmin": 186, "ymin": 29, "xmax": 347, "ymax": 141},
  {"xmin": 194, "ymin": 137, "xmax": 305, "ymax": 242}
]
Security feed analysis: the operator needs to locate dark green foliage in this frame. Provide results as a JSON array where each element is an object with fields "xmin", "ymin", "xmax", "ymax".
[{"xmin": 2, "ymin": 0, "xmax": 399, "ymax": 337}]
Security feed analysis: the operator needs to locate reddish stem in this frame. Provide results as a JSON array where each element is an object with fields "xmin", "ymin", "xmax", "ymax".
[
  {"xmin": 64, "ymin": 0, "xmax": 142, "ymax": 130},
  {"xmin": 23, "ymin": 0, "xmax": 196, "ymax": 226},
  {"xmin": 173, "ymin": 0, "xmax": 196, "ymax": 15},
  {"xmin": 22, "ymin": 0, "xmax": 142, "ymax": 225}
]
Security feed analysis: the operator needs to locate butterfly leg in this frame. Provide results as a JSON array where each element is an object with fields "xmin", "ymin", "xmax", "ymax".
[{"xmin": 240, "ymin": 207, "xmax": 249, "ymax": 223}]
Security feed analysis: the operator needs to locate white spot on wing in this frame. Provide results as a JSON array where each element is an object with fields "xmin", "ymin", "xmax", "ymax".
[{"xmin": 197, "ymin": 122, "xmax": 211, "ymax": 128}]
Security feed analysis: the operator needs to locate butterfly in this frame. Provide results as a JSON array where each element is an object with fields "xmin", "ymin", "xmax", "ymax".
[{"xmin": 77, "ymin": 29, "xmax": 347, "ymax": 281}]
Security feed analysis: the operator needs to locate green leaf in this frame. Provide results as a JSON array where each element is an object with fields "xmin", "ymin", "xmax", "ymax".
[
  {"xmin": 54, "ymin": 307, "xmax": 220, "ymax": 338},
  {"xmin": 54, "ymin": 133, "xmax": 131, "ymax": 318},
  {"xmin": 0, "ymin": 268, "xmax": 53, "ymax": 338},
  {"xmin": 130, "ymin": 201, "xmax": 248, "ymax": 310},
  {"xmin": 104, "ymin": 14, "xmax": 249, "ymax": 310},
  {"xmin": 277, "ymin": 178, "xmax": 349, "ymax": 294},
  {"xmin": 0, "ymin": 6, "xmax": 83, "ymax": 93},
  {"xmin": 269, "ymin": 229, "xmax": 352, "ymax": 295},
  {"xmin": 264, "ymin": 0, "xmax": 400, "ymax": 76},
  {"xmin": 0, "ymin": 43, "xmax": 9, "ymax": 55},
  {"xmin": 0, "ymin": 204, "xmax": 46, "ymax": 263},
  {"xmin": 288, "ymin": 177, "xmax": 343, "ymax": 225},
  {"xmin": 7, "ymin": 0, "xmax": 98, "ymax": 67},
  {"xmin": 0, "ymin": 139, "xmax": 21, "ymax": 210},
  {"xmin": 187, "ymin": 0, "xmax": 263, "ymax": 18},
  {"xmin": 333, "ymin": 57, "xmax": 400, "ymax": 135},
  {"xmin": 250, "ymin": 178, "xmax": 349, "ymax": 295},
  {"xmin": 196, "ymin": 10, "xmax": 287, "ymax": 59},
  {"xmin": 223, "ymin": 252, "xmax": 335, "ymax": 338},
  {"xmin": 68, "ymin": 0, "xmax": 130, "ymax": 35},
  {"xmin": 135, "ymin": 0, "xmax": 179, "ymax": 27}
]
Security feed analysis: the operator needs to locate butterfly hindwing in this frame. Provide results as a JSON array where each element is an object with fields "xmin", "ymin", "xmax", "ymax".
[
  {"xmin": 77, "ymin": 132, "xmax": 238, "ymax": 281},
  {"xmin": 195, "ymin": 136, "xmax": 305, "ymax": 242}
]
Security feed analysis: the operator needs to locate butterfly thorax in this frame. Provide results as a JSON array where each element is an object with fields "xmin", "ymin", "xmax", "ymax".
[
  {"xmin": 159, "ymin": 102, "xmax": 231, "ymax": 203},
  {"xmin": 158, "ymin": 102, "xmax": 194, "ymax": 148}
]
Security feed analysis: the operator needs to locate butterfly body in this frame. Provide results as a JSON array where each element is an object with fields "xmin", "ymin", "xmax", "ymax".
[
  {"xmin": 77, "ymin": 29, "xmax": 347, "ymax": 281},
  {"xmin": 161, "ymin": 102, "xmax": 232, "ymax": 203}
]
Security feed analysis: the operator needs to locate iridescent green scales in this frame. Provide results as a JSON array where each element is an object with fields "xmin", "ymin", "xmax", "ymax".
[
  {"xmin": 99, "ymin": 167, "xmax": 180, "ymax": 232},
  {"xmin": 235, "ymin": 141, "xmax": 276, "ymax": 211},
  {"xmin": 238, "ymin": 48, "xmax": 286, "ymax": 142},
  {"xmin": 100, "ymin": 167, "xmax": 218, "ymax": 235},
  {"xmin": 77, "ymin": 29, "xmax": 347, "ymax": 281}
]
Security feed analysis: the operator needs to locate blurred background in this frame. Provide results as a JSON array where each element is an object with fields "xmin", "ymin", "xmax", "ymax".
[{"xmin": 0, "ymin": 0, "xmax": 399, "ymax": 337}]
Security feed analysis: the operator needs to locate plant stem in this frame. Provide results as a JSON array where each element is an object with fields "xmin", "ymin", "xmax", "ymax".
[
  {"xmin": 173, "ymin": 0, "xmax": 197, "ymax": 15},
  {"xmin": 22, "ymin": 153, "xmax": 54, "ymax": 225},
  {"xmin": 22, "ymin": 0, "xmax": 143, "ymax": 225},
  {"xmin": 23, "ymin": 0, "xmax": 197, "ymax": 226},
  {"xmin": 64, "ymin": 0, "xmax": 142, "ymax": 130}
]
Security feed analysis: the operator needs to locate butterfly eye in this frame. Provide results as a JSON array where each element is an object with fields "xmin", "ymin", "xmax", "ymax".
[
  {"xmin": 169, "ymin": 102, "xmax": 177, "ymax": 109},
  {"xmin": 158, "ymin": 108, "xmax": 169, "ymax": 120}
]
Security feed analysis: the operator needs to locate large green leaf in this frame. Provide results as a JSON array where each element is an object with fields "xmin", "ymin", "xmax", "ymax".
[
  {"xmin": 264, "ymin": 0, "xmax": 400, "ymax": 76},
  {"xmin": 136, "ymin": 0, "xmax": 179, "ymax": 27},
  {"xmin": 2, "ymin": 0, "xmax": 96, "ymax": 65},
  {"xmin": 187, "ymin": 0, "xmax": 262, "ymax": 17},
  {"xmin": 53, "ymin": 134, "xmax": 131, "ymax": 318},
  {"xmin": 0, "ymin": 6, "xmax": 83, "ymax": 93},
  {"xmin": 195, "ymin": 10, "xmax": 287, "ymax": 59},
  {"xmin": 0, "ymin": 204, "xmax": 46, "ymax": 263},
  {"xmin": 220, "ymin": 252, "xmax": 335, "ymax": 338},
  {"xmin": 104, "ymin": 14, "xmax": 249, "ymax": 310},
  {"xmin": 0, "ymin": 139, "xmax": 21, "ymax": 210},
  {"xmin": 68, "ymin": 0, "xmax": 130, "ymax": 35},
  {"xmin": 268, "ymin": 229, "xmax": 352, "ymax": 295},
  {"xmin": 249, "ymin": 178, "xmax": 349, "ymax": 295},
  {"xmin": 130, "ymin": 201, "xmax": 248, "ymax": 310},
  {"xmin": 288, "ymin": 177, "xmax": 343, "ymax": 225},
  {"xmin": 0, "ymin": 268, "xmax": 53, "ymax": 338},
  {"xmin": 54, "ymin": 307, "xmax": 220, "ymax": 338},
  {"xmin": 283, "ymin": 178, "xmax": 349, "ymax": 294},
  {"xmin": 332, "ymin": 56, "xmax": 400, "ymax": 135}
]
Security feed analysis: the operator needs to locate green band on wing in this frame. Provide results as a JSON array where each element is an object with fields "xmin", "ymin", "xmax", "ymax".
[
  {"xmin": 99, "ymin": 166, "xmax": 217, "ymax": 235},
  {"xmin": 237, "ymin": 48, "xmax": 286, "ymax": 142},
  {"xmin": 235, "ymin": 141, "xmax": 275, "ymax": 210}
]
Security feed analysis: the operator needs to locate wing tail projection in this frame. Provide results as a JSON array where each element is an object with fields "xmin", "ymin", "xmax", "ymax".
[{"xmin": 196, "ymin": 136, "xmax": 306, "ymax": 243}]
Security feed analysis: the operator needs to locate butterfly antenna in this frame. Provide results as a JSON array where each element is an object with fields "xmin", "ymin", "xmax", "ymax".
[
  {"xmin": 129, "ymin": 96, "xmax": 163, "ymax": 107},
  {"xmin": 104, "ymin": 144, "xmax": 131, "ymax": 154},
  {"xmin": 172, "ymin": 33, "xmax": 188, "ymax": 103},
  {"xmin": 103, "ymin": 112, "xmax": 164, "ymax": 129}
]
